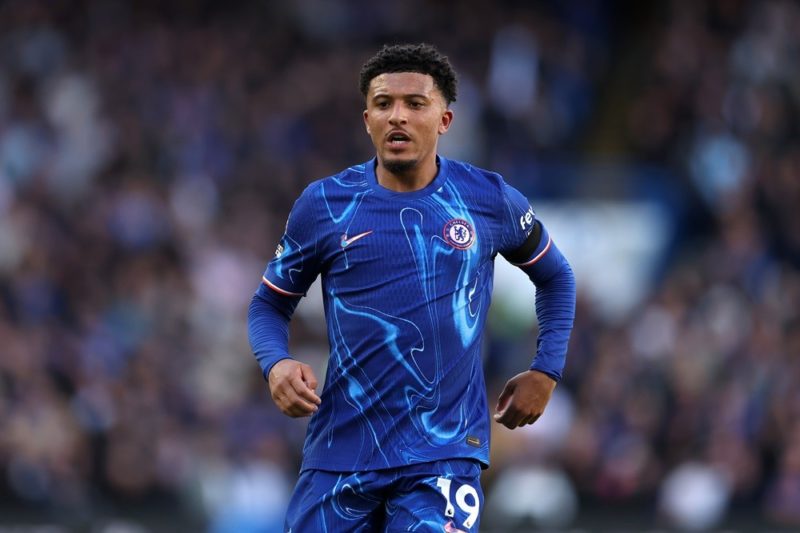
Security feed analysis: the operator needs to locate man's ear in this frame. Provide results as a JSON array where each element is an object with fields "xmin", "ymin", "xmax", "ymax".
[
  {"xmin": 438, "ymin": 109, "xmax": 454, "ymax": 135},
  {"xmin": 364, "ymin": 109, "xmax": 371, "ymax": 134}
]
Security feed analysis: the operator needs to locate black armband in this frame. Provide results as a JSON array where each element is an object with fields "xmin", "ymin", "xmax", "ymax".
[{"xmin": 503, "ymin": 221, "xmax": 542, "ymax": 264}]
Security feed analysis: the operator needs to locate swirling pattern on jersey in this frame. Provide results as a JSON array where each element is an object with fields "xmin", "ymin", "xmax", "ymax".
[
  {"xmin": 272, "ymin": 234, "xmax": 304, "ymax": 284},
  {"xmin": 264, "ymin": 157, "xmax": 536, "ymax": 473}
]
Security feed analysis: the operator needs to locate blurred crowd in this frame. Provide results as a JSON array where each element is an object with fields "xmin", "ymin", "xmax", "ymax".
[{"xmin": 0, "ymin": 0, "xmax": 799, "ymax": 530}]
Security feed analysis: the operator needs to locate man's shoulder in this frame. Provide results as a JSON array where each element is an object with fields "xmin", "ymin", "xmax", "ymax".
[
  {"xmin": 303, "ymin": 162, "xmax": 371, "ymax": 195},
  {"xmin": 292, "ymin": 163, "xmax": 370, "ymax": 207},
  {"xmin": 444, "ymin": 157, "xmax": 507, "ymax": 192}
]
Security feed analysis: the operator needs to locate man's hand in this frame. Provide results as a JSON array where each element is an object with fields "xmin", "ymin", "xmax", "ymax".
[
  {"xmin": 493, "ymin": 370, "xmax": 556, "ymax": 429},
  {"xmin": 268, "ymin": 359, "xmax": 321, "ymax": 417}
]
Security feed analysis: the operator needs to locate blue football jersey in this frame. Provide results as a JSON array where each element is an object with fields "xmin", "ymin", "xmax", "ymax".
[{"xmin": 262, "ymin": 156, "xmax": 537, "ymax": 472}]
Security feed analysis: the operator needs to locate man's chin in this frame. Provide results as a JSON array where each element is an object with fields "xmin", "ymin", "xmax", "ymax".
[{"xmin": 383, "ymin": 158, "xmax": 418, "ymax": 175}]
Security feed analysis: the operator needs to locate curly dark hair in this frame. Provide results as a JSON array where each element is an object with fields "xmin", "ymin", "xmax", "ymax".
[{"xmin": 359, "ymin": 43, "xmax": 457, "ymax": 105}]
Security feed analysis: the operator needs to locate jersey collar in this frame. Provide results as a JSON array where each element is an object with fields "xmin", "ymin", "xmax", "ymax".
[{"xmin": 366, "ymin": 156, "xmax": 450, "ymax": 200}]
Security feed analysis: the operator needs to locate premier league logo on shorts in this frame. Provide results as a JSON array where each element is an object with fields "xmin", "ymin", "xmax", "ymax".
[{"xmin": 443, "ymin": 218, "xmax": 475, "ymax": 250}]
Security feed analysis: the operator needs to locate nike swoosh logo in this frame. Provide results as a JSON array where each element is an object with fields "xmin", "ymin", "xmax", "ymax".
[{"xmin": 341, "ymin": 230, "xmax": 373, "ymax": 248}]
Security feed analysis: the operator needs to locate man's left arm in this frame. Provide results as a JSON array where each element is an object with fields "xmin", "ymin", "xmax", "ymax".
[{"xmin": 496, "ymin": 219, "xmax": 576, "ymax": 429}]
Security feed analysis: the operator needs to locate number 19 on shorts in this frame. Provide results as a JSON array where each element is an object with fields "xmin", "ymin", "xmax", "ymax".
[{"xmin": 436, "ymin": 477, "xmax": 480, "ymax": 529}]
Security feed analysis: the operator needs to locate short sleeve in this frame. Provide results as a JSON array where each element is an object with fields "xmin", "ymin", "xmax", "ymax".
[
  {"xmin": 262, "ymin": 184, "xmax": 323, "ymax": 297},
  {"xmin": 498, "ymin": 181, "xmax": 537, "ymax": 255}
]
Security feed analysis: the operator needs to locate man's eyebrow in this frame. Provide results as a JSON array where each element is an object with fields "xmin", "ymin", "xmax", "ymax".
[{"xmin": 371, "ymin": 93, "xmax": 430, "ymax": 100}]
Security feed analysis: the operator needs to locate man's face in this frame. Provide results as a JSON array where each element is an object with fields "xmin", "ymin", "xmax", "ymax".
[{"xmin": 363, "ymin": 72, "xmax": 453, "ymax": 176}]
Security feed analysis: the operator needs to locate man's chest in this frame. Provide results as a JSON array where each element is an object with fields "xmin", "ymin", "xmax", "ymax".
[{"xmin": 318, "ymin": 200, "xmax": 496, "ymax": 293}]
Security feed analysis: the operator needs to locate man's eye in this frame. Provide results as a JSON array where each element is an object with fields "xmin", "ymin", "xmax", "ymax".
[
  {"xmin": 409, "ymin": 101, "xmax": 424, "ymax": 108},
  {"xmin": 376, "ymin": 101, "xmax": 390, "ymax": 109}
]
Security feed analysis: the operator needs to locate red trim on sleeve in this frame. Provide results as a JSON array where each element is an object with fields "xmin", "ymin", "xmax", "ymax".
[
  {"xmin": 262, "ymin": 276, "xmax": 304, "ymax": 297},
  {"xmin": 512, "ymin": 235, "xmax": 552, "ymax": 267}
]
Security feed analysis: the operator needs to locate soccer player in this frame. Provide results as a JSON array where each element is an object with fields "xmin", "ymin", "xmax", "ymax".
[{"xmin": 248, "ymin": 43, "xmax": 576, "ymax": 532}]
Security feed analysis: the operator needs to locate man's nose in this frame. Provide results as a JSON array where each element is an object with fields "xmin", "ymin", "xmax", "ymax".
[{"xmin": 388, "ymin": 103, "xmax": 407, "ymax": 124}]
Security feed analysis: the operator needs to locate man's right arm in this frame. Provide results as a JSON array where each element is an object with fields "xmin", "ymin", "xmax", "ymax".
[
  {"xmin": 248, "ymin": 284, "xmax": 299, "ymax": 380},
  {"xmin": 248, "ymin": 286, "xmax": 320, "ymax": 417},
  {"xmin": 250, "ymin": 182, "xmax": 325, "ymax": 417}
]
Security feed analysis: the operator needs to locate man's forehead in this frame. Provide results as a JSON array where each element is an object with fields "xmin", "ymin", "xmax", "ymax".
[{"xmin": 368, "ymin": 72, "xmax": 439, "ymax": 97}]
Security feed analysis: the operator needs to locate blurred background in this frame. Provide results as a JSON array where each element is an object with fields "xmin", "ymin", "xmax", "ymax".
[{"xmin": 1, "ymin": 0, "xmax": 799, "ymax": 531}]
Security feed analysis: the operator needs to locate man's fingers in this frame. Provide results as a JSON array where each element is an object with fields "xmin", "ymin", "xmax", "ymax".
[
  {"xmin": 493, "ymin": 405, "xmax": 519, "ymax": 429},
  {"xmin": 268, "ymin": 360, "xmax": 322, "ymax": 418},
  {"xmin": 492, "ymin": 370, "xmax": 556, "ymax": 429},
  {"xmin": 285, "ymin": 397, "xmax": 319, "ymax": 417},
  {"xmin": 291, "ymin": 374, "xmax": 321, "ymax": 405},
  {"xmin": 273, "ymin": 375, "xmax": 320, "ymax": 416},
  {"xmin": 494, "ymin": 403, "xmax": 542, "ymax": 429},
  {"xmin": 275, "ymin": 389, "xmax": 318, "ymax": 417},
  {"xmin": 496, "ymin": 414, "xmax": 518, "ymax": 430},
  {"xmin": 301, "ymin": 366, "xmax": 319, "ymax": 392},
  {"xmin": 494, "ymin": 379, "xmax": 520, "ymax": 427},
  {"xmin": 517, "ymin": 414, "xmax": 540, "ymax": 427},
  {"xmin": 495, "ymin": 384, "xmax": 513, "ymax": 413}
]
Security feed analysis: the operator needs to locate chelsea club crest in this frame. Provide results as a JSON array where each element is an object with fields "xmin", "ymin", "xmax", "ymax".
[{"xmin": 443, "ymin": 218, "xmax": 475, "ymax": 250}]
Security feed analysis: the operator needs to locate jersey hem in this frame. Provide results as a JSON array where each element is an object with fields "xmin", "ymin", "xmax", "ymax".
[{"xmin": 299, "ymin": 451, "xmax": 490, "ymax": 473}]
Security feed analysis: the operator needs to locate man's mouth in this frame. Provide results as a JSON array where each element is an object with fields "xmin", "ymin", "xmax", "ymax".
[{"xmin": 387, "ymin": 131, "xmax": 411, "ymax": 146}]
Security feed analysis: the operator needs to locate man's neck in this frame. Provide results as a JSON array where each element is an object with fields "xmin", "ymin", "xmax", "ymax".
[{"xmin": 375, "ymin": 157, "xmax": 439, "ymax": 193}]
